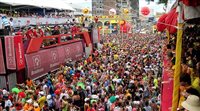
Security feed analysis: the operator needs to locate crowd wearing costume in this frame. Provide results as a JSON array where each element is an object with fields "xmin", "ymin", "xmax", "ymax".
[{"xmin": 0, "ymin": 33, "xmax": 163, "ymax": 111}]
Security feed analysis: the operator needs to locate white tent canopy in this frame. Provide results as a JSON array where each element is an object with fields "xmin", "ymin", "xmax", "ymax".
[{"xmin": 0, "ymin": 0, "xmax": 75, "ymax": 11}]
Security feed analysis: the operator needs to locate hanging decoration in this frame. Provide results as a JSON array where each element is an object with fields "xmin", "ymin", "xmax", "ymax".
[
  {"xmin": 141, "ymin": 7, "xmax": 150, "ymax": 16},
  {"xmin": 156, "ymin": 13, "xmax": 168, "ymax": 32},
  {"xmin": 82, "ymin": 8, "xmax": 89, "ymax": 14},
  {"xmin": 109, "ymin": 8, "xmax": 117, "ymax": 15},
  {"xmin": 123, "ymin": 8, "xmax": 129, "ymax": 14},
  {"xmin": 120, "ymin": 22, "xmax": 131, "ymax": 33}
]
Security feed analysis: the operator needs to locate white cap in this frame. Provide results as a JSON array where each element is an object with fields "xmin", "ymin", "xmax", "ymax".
[
  {"xmin": 33, "ymin": 102, "xmax": 39, "ymax": 107},
  {"xmin": 26, "ymin": 99, "xmax": 33, "ymax": 104},
  {"xmin": 84, "ymin": 98, "xmax": 90, "ymax": 102},
  {"xmin": 39, "ymin": 91, "xmax": 45, "ymax": 96},
  {"xmin": 47, "ymin": 95, "xmax": 51, "ymax": 100}
]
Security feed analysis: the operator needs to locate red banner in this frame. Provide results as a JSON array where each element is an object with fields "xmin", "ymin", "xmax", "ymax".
[
  {"xmin": 14, "ymin": 35, "xmax": 25, "ymax": 70},
  {"xmin": 5, "ymin": 36, "xmax": 16, "ymax": 70},
  {"xmin": 25, "ymin": 41, "xmax": 84, "ymax": 79},
  {"xmin": 0, "ymin": 40, "xmax": 6, "ymax": 74}
]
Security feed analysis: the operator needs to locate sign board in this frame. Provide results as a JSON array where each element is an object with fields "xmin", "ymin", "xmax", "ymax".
[
  {"xmin": 5, "ymin": 36, "xmax": 16, "ymax": 70},
  {"xmin": 25, "ymin": 41, "xmax": 84, "ymax": 79}
]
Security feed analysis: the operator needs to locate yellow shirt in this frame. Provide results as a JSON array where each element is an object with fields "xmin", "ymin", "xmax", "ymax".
[
  {"xmin": 114, "ymin": 54, "xmax": 119, "ymax": 60},
  {"xmin": 38, "ymin": 96, "xmax": 46, "ymax": 108},
  {"xmin": 192, "ymin": 78, "xmax": 200, "ymax": 93}
]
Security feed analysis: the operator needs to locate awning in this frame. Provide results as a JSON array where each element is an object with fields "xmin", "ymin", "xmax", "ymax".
[{"xmin": 0, "ymin": 0, "xmax": 75, "ymax": 11}]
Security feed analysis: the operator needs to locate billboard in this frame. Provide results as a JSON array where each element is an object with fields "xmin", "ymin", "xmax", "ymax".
[
  {"xmin": 25, "ymin": 41, "xmax": 84, "ymax": 79},
  {"xmin": 4, "ymin": 36, "xmax": 16, "ymax": 70}
]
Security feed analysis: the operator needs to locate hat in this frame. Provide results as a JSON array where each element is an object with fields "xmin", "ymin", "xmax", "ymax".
[
  {"xmin": 84, "ymin": 98, "xmax": 90, "ymax": 102},
  {"xmin": 39, "ymin": 91, "xmax": 45, "ymax": 96},
  {"xmin": 33, "ymin": 102, "xmax": 39, "ymax": 107},
  {"xmin": 182, "ymin": 95, "xmax": 200, "ymax": 111},
  {"xmin": 47, "ymin": 95, "xmax": 51, "ymax": 100},
  {"xmin": 26, "ymin": 99, "xmax": 32, "ymax": 104}
]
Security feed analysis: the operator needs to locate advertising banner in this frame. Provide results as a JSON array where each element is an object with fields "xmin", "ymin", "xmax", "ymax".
[
  {"xmin": 0, "ymin": 40, "xmax": 6, "ymax": 74},
  {"xmin": 14, "ymin": 35, "xmax": 25, "ymax": 70},
  {"xmin": 25, "ymin": 50, "xmax": 48, "ymax": 79},
  {"xmin": 5, "ymin": 36, "xmax": 16, "ymax": 70},
  {"xmin": 26, "ymin": 41, "xmax": 84, "ymax": 79}
]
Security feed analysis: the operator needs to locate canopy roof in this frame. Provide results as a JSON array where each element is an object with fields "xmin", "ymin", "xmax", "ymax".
[{"xmin": 0, "ymin": 0, "xmax": 75, "ymax": 11}]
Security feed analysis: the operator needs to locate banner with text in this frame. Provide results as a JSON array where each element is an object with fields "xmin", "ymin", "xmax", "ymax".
[
  {"xmin": 5, "ymin": 36, "xmax": 16, "ymax": 70},
  {"xmin": 14, "ymin": 35, "xmax": 25, "ymax": 70},
  {"xmin": 25, "ymin": 41, "xmax": 84, "ymax": 79}
]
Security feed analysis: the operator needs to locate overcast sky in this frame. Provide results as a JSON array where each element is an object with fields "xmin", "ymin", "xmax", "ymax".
[{"xmin": 62, "ymin": 0, "xmax": 92, "ymax": 8}]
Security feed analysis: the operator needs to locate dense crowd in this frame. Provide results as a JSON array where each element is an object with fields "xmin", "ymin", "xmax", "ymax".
[
  {"xmin": 0, "ymin": 33, "xmax": 163, "ymax": 111},
  {"xmin": 0, "ymin": 10, "xmax": 72, "ymax": 18},
  {"xmin": 164, "ymin": 24, "xmax": 200, "ymax": 111}
]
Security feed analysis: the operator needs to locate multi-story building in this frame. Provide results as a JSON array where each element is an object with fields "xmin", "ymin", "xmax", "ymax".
[
  {"xmin": 92, "ymin": 0, "xmax": 117, "ymax": 16},
  {"xmin": 92, "ymin": 0, "xmax": 139, "ymax": 16}
]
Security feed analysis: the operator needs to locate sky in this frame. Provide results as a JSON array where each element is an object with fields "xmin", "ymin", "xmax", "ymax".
[{"xmin": 62, "ymin": 0, "xmax": 92, "ymax": 9}]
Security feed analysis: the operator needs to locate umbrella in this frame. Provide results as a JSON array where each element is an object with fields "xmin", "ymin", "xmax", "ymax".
[
  {"xmin": 109, "ymin": 96, "xmax": 116, "ymax": 103},
  {"xmin": 12, "ymin": 87, "xmax": 20, "ymax": 94},
  {"xmin": 77, "ymin": 82, "xmax": 85, "ymax": 90}
]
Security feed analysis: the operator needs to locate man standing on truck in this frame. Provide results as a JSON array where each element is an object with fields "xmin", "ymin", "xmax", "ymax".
[{"xmin": 1, "ymin": 16, "xmax": 11, "ymax": 35}]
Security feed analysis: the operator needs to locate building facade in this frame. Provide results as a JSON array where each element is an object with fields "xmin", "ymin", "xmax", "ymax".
[
  {"xmin": 92, "ymin": 0, "xmax": 117, "ymax": 16},
  {"xmin": 92, "ymin": 0, "xmax": 138, "ymax": 16}
]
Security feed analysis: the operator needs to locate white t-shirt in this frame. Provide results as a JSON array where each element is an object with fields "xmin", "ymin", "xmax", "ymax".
[{"xmin": 9, "ymin": 21, "xmax": 13, "ymax": 27}]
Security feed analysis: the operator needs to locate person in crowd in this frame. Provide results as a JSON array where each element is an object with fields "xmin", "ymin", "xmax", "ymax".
[
  {"xmin": 0, "ymin": 32, "xmax": 170, "ymax": 111},
  {"xmin": 9, "ymin": 18, "xmax": 14, "ymax": 35},
  {"xmin": 1, "ymin": 16, "xmax": 11, "ymax": 35},
  {"xmin": 181, "ymin": 95, "xmax": 200, "ymax": 111}
]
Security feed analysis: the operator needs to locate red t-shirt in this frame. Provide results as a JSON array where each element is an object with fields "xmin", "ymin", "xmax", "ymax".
[
  {"xmin": 26, "ymin": 29, "xmax": 34, "ymax": 39},
  {"xmin": 87, "ymin": 108, "xmax": 96, "ymax": 111},
  {"xmin": 39, "ymin": 29, "xmax": 44, "ymax": 37},
  {"xmin": 32, "ymin": 29, "xmax": 37, "ymax": 37}
]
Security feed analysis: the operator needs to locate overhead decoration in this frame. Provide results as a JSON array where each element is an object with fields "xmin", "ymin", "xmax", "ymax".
[
  {"xmin": 156, "ymin": 13, "xmax": 168, "ymax": 32},
  {"xmin": 82, "ymin": 8, "xmax": 89, "ymax": 14},
  {"xmin": 165, "ymin": 8, "xmax": 178, "ymax": 34},
  {"xmin": 123, "ymin": 8, "xmax": 129, "ymax": 14},
  {"xmin": 109, "ymin": 8, "xmax": 117, "ymax": 15},
  {"xmin": 141, "ymin": 7, "xmax": 150, "ymax": 16},
  {"xmin": 120, "ymin": 23, "xmax": 131, "ymax": 33}
]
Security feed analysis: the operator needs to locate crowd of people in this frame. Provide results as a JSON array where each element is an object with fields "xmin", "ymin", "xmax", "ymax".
[
  {"xmin": 164, "ymin": 24, "xmax": 200, "ymax": 111},
  {"xmin": 0, "ymin": 10, "xmax": 73, "ymax": 18},
  {"xmin": 0, "ymin": 33, "xmax": 163, "ymax": 111}
]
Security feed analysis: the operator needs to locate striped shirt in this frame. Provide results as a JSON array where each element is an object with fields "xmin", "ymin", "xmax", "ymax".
[{"xmin": 2, "ymin": 18, "xmax": 10, "ymax": 27}]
